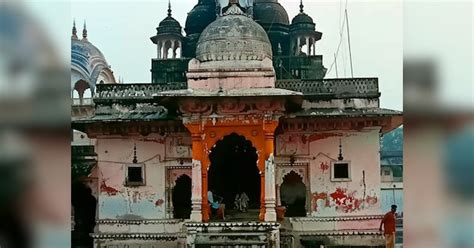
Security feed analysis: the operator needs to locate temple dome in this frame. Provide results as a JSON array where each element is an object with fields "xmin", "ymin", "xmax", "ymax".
[
  {"xmin": 253, "ymin": 0, "xmax": 290, "ymax": 28},
  {"xmin": 184, "ymin": 0, "xmax": 216, "ymax": 36},
  {"xmin": 195, "ymin": 4, "xmax": 272, "ymax": 62},
  {"xmin": 292, "ymin": 12, "xmax": 314, "ymax": 25},
  {"xmin": 157, "ymin": 17, "xmax": 182, "ymax": 36},
  {"xmin": 71, "ymin": 23, "xmax": 116, "ymax": 91}
]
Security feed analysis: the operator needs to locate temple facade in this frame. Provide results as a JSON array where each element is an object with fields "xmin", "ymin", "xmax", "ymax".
[{"xmin": 71, "ymin": 1, "xmax": 403, "ymax": 247}]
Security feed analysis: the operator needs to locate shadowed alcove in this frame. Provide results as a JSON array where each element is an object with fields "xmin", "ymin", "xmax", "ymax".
[{"xmin": 208, "ymin": 133, "xmax": 261, "ymax": 220}]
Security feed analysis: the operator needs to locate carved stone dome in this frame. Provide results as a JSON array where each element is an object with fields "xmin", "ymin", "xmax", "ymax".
[
  {"xmin": 184, "ymin": 0, "xmax": 216, "ymax": 36},
  {"xmin": 253, "ymin": 0, "xmax": 290, "ymax": 28},
  {"xmin": 195, "ymin": 4, "xmax": 272, "ymax": 62}
]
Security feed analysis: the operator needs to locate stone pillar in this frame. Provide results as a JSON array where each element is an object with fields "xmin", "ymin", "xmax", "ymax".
[
  {"xmin": 306, "ymin": 37, "xmax": 310, "ymax": 56},
  {"xmin": 163, "ymin": 41, "xmax": 169, "ymax": 59},
  {"xmin": 312, "ymin": 39, "xmax": 316, "ymax": 55},
  {"xmin": 296, "ymin": 37, "xmax": 301, "ymax": 55},
  {"xmin": 172, "ymin": 40, "xmax": 176, "ymax": 59},
  {"xmin": 157, "ymin": 41, "xmax": 161, "ymax": 59},
  {"xmin": 263, "ymin": 120, "xmax": 279, "ymax": 222},
  {"xmin": 187, "ymin": 123, "xmax": 203, "ymax": 222},
  {"xmin": 177, "ymin": 41, "xmax": 182, "ymax": 58}
]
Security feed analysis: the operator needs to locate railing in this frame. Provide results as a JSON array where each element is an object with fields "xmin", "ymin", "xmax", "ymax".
[
  {"xmin": 95, "ymin": 82, "xmax": 187, "ymax": 100},
  {"xmin": 93, "ymin": 78, "xmax": 379, "ymax": 100},
  {"xmin": 275, "ymin": 78, "xmax": 379, "ymax": 97},
  {"xmin": 72, "ymin": 98, "xmax": 93, "ymax": 106}
]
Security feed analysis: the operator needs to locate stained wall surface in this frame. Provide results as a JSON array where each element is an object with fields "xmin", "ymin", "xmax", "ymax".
[{"xmin": 275, "ymin": 127, "xmax": 382, "ymax": 217}]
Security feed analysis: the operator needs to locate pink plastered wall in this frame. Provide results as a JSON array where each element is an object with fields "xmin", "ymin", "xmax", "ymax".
[
  {"xmin": 308, "ymin": 128, "xmax": 382, "ymax": 216},
  {"xmin": 95, "ymin": 135, "xmax": 168, "ymax": 220}
]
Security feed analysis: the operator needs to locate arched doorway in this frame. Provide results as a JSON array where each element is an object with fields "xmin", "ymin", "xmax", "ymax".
[
  {"xmin": 280, "ymin": 171, "xmax": 307, "ymax": 217},
  {"xmin": 208, "ymin": 133, "xmax": 260, "ymax": 220},
  {"xmin": 71, "ymin": 182, "xmax": 97, "ymax": 248},
  {"xmin": 172, "ymin": 174, "xmax": 192, "ymax": 219}
]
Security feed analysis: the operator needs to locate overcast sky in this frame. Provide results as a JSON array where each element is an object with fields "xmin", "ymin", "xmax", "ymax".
[{"xmin": 68, "ymin": 0, "xmax": 403, "ymax": 110}]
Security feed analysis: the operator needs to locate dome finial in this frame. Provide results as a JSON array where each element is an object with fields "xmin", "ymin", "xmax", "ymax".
[
  {"xmin": 72, "ymin": 19, "xmax": 78, "ymax": 39},
  {"xmin": 82, "ymin": 20, "xmax": 88, "ymax": 40},
  {"xmin": 223, "ymin": 0, "xmax": 245, "ymax": 16},
  {"xmin": 167, "ymin": 0, "xmax": 172, "ymax": 17},
  {"xmin": 299, "ymin": 0, "xmax": 304, "ymax": 13}
]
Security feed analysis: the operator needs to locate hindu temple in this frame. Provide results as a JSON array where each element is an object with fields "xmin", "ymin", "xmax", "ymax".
[{"xmin": 71, "ymin": 0, "xmax": 403, "ymax": 247}]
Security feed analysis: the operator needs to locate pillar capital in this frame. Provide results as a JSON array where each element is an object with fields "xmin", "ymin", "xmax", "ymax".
[
  {"xmin": 184, "ymin": 122, "xmax": 202, "ymax": 136},
  {"xmin": 263, "ymin": 120, "xmax": 279, "ymax": 135}
]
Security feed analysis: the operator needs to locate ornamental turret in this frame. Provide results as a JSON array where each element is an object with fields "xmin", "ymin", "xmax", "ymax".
[
  {"xmin": 151, "ymin": 0, "xmax": 183, "ymax": 59},
  {"xmin": 289, "ymin": 0, "xmax": 322, "ymax": 56}
]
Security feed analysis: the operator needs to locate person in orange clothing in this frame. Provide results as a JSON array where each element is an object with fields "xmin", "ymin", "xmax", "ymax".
[{"xmin": 379, "ymin": 204, "xmax": 397, "ymax": 248}]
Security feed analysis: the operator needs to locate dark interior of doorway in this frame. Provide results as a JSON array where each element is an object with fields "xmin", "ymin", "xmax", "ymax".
[
  {"xmin": 71, "ymin": 182, "xmax": 97, "ymax": 248},
  {"xmin": 280, "ymin": 171, "xmax": 307, "ymax": 217},
  {"xmin": 208, "ymin": 133, "xmax": 260, "ymax": 220},
  {"xmin": 172, "ymin": 174, "xmax": 192, "ymax": 219}
]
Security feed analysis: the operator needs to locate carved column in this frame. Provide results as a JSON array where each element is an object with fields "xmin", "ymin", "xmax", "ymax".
[
  {"xmin": 172, "ymin": 40, "xmax": 176, "ymax": 59},
  {"xmin": 163, "ymin": 41, "xmax": 169, "ymax": 59},
  {"xmin": 186, "ymin": 123, "xmax": 203, "ymax": 221},
  {"xmin": 263, "ymin": 120, "xmax": 279, "ymax": 222},
  {"xmin": 296, "ymin": 37, "xmax": 301, "ymax": 55},
  {"xmin": 306, "ymin": 37, "xmax": 311, "ymax": 56},
  {"xmin": 157, "ymin": 41, "xmax": 162, "ymax": 59}
]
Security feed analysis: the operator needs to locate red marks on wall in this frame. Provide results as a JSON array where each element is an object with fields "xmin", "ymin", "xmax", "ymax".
[
  {"xmin": 311, "ymin": 188, "xmax": 379, "ymax": 213},
  {"xmin": 155, "ymin": 199, "xmax": 164, "ymax": 207},
  {"xmin": 329, "ymin": 188, "xmax": 362, "ymax": 213},
  {"xmin": 365, "ymin": 195, "xmax": 378, "ymax": 205},
  {"xmin": 307, "ymin": 133, "xmax": 343, "ymax": 142},
  {"xmin": 311, "ymin": 192, "xmax": 329, "ymax": 212},
  {"xmin": 100, "ymin": 181, "xmax": 119, "ymax": 196},
  {"xmin": 319, "ymin": 162, "xmax": 330, "ymax": 173}
]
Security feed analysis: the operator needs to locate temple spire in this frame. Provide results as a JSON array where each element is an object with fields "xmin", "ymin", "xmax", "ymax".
[
  {"xmin": 82, "ymin": 20, "xmax": 88, "ymax": 40},
  {"xmin": 299, "ymin": 0, "xmax": 304, "ymax": 13},
  {"xmin": 72, "ymin": 19, "xmax": 78, "ymax": 39},
  {"xmin": 167, "ymin": 0, "xmax": 172, "ymax": 17}
]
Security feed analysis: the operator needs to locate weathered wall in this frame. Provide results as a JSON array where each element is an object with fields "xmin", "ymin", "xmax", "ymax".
[
  {"xmin": 380, "ymin": 185, "xmax": 403, "ymax": 215},
  {"xmin": 95, "ymin": 133, "xmax": 191, "ymax": 220},
  {"xmin": 276, "ymin": 127, "xmax": 382, "ymax": 217}
]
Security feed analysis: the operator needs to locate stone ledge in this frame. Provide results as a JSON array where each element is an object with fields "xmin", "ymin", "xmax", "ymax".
[
  {"xmin": 91, "ymin": 233, "xmax": 184, "ymax": 240},
  {"xmin": 293, "ymin": 230, "xmax": 383, "ymax": 236},
  {"xmin": 96, "ymin": 219, "xmax": 184, "ymax": 225},
  {"xmin": 185, "ymin": 221, "xmax": 280, "ymax": 228},
  {"xmin": 289, "ymin": 215, "xmax": 384, "ymax": 222}
]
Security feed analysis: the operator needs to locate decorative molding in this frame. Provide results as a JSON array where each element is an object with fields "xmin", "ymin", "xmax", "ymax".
[
  {"xmin": 91, "ymin": 233, "xmax": 183, "ymax": 240},
  {"xmin": 96, "ymin": 219, "xmax": 184, "ymax": 225},
  {"xmin": 277, "ymin": 118, "xmax": 386, "ymax": 133},
  {"xmin": 85, "ymin": 121, "xmax": 188, "ymax": 138},
  {"xmin": 289, "ymin": 215, "xmax": 384, "ymax": 222},
  {"xmin": 296, "ymin": 230, "xmax": 383, "ymax": 236},
  {"xmin": 185, "ymin": 222, "xmax": 280, "ymax": 228}
]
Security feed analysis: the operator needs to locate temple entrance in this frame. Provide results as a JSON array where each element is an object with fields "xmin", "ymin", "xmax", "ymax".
[
  {"xmin": 172, "ymin": 174, "xmax": 192, "ymax": 219},
  {"xmin": 280, "ymin": 171, "xmax": 307, "ymax": 217},
  {"xmin": 208, "ymin": 133, "xmax": 260, "ymax": 220}
]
